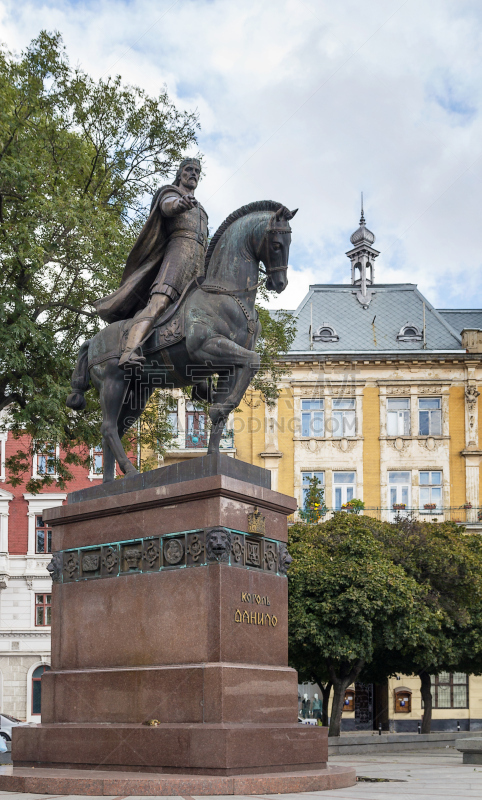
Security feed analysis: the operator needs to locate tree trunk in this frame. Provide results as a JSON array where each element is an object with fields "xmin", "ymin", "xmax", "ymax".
[
  {"xmin": 327, "ymin": 660, "xmax": 364, "ymax": 738},
  {"xmin": 328, "ymin": 678, "xmax": 350, "ymax": 737},
  {"xmin": 321, "ymin": 682, "xmax": 332, "ymax": 727},
  {"xmin": 420, "ymin": 670, "xmax": 432, "ymax": 734}
]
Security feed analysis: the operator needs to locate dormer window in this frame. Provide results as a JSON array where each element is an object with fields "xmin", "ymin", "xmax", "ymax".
[
  {"xmin": 313, "ymin": 324, "xmax": 339, "ymax": 342},
  {"xmin": 397, "ymin": 324, "xmax": 422, "ymax": 342}
]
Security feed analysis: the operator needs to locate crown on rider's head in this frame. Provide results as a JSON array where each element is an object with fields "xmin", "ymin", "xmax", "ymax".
[{"xmin": 174, "ymin": 158, "xmax": 202, "ymax": 186}]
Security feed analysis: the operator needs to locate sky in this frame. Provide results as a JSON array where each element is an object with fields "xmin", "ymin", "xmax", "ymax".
[{"xmin": 1, "ymin": 0, "xmax": 482, "ymax": 311}]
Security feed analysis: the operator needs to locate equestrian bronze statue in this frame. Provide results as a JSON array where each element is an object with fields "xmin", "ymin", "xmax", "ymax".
[{"xmin": 67, "ymin": 161, "xmax": 296, "ymax": 482}]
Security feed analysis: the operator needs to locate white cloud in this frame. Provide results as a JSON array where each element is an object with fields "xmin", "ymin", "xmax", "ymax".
[{"xmin": 2, "ymin": 0, "xmax": 482, "ymax": 309}]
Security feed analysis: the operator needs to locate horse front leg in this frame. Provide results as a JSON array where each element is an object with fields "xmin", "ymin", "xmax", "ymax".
[{"xmin": 207, "ymin": 360, "xmax": 259, "ymax": 454}]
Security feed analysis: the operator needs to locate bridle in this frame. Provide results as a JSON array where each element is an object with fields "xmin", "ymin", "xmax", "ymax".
[{"xmin": 197, "ymin": 214, "xmax": 291, "ymax": 335}]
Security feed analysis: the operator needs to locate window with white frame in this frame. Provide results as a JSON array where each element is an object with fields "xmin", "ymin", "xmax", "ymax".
[
  {"xmin": 35, "ymin": 516, "xmax": 52, "ymax": 554},
  {"xmin": 167, "ymin": 402, "xmax": 178, "ymax": 435},
  {"xmin": 35, "ymin": 445, "xmax": 57, "ymax": 476},
  {"xmin": 331, "ymin": 398, "xmax": 356, "ymax": 438},
  {"xmin": 387, "ymin": 398, "xmax": 410, "ymax": 436},
  {"xmin": 301, "ymin": 399, "xmax": 324, "ymax": 437},
  {"xmin": 333, "ymin": 472, "xmax": 356, "ymax": 510},
  {"xmin": 302, "ymin": 471, "xmax": 324, "ymax": 508},
  {"xmin": 418, "ymin": 398, "xmax": 441, "ymax": 436},
  {"xmin": 0, "ymin": 433, "xmax": 6, "ymax": 481},
  {"xmin": 91, "ymin": 445, "xmax": 103, "ymax": 477},
  {"xmin": 420, "ymin": 471, "xmax": 442, "ymax": 511},
  {"xmin": 389, "ymin": 471, "xmax": 411, "ymax": 512}
]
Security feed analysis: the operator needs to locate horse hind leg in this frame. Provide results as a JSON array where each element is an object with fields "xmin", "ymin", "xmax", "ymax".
[{"xmin": 94, "ymin": 363, "xmax": 138, "ymax": 480}]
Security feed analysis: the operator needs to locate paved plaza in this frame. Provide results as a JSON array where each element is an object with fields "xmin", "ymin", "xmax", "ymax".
[{"xmin": 0, "ymin": 747, "xmax": 480, "ymax": 800}]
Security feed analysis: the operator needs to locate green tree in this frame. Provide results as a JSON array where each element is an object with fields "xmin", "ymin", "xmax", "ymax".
[
  {"xmin": 288, "ymin": 514, "xmax": 439, "ymax": 736},
  {"xmin": 369, "ymin": 516, "xmax": 482, "ymax": 733},
  {"xmin": 0, "ymin": 32, "xmax": 296, "ymax": 491},
  {"xmin": 299, "ymin": 475, "xmax": 326, "ymax": 523},
  {"xmin": 0, "ymin": 31, "xmax": 200, "ymax": 490}
]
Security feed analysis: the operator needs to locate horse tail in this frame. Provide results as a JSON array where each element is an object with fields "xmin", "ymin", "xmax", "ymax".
[{"xmin": 66, "ymin": 340, "xmax": 91, "ymax": 410}]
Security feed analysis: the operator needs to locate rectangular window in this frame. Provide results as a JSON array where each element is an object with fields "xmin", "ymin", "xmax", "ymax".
[
  {"xmin": 36, "ymin": 446, "xmax": 56, "ymax": 476},
  {"xmin": 387, "ymin": 398, "xmax": 410, "ymax": 436},
  {"xmin": 431, "ymin": 673, "xmax": 468, "ymax": 708},
  {"xmin": 332, "ymin": 398, "xmax": 356, "ymax": 438},
  {"xmin": 389, "ymin": 471, "xmax": 411, "ymax": 513},
  {"xmin": 301, "ymin": 399, "xmax": 324, "ymax": 437},
  {"xmin": 35, "ymin": 516, "xmax": 52, "ymax": 554},
  {"xmin": 420, "ymin": 471, "xmax": 442, "ymax": 511},
  {"xmin": 92, "ymin": 445, "xmax": 103, "ymax": 475},
  {"xmin": 418, "ymin": 397, "xmax": 441, "ymax": 436},
  {"xmin": 302, "ymin": 471, "xmax": 325, "ymax": 508},
  {"xmin": 167, "ymin": 403, "xmax": 178, "ymax": 435},
  {"xmin": 333, "ymin": 472, "xmax": 356, "ymax": 510},
  {"xmin": 35, "ymin": 594, "xmax": 52, "ymax": 626}
]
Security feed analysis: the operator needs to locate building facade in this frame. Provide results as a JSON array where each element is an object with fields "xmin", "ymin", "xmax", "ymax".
[
  {"xmin": 0, "ymin": 434, "xmax": 103, "ymax": 722},
  {"xmin": 233, "ymin": 211, "xmax": 482, "ymax": 730}
]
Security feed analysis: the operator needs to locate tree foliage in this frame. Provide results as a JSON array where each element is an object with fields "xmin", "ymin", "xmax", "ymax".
[
  {"xmin": 288, "ymin": 514, "xmax": 437, "ymax": 736},
  {"xmin": 367, "ymin": 516, "xmax": 482, "ymax": 732}
]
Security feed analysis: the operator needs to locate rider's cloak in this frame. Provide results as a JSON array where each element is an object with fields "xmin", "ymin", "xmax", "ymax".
[{"xmin": 93, "ymin": 185, "xmax": 184, "ymax": 324}]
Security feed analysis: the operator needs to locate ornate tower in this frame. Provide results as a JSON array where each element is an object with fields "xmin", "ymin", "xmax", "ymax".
[{"xmin": 346, "ymin": 195, "xmax": 379, "ymax": 307}]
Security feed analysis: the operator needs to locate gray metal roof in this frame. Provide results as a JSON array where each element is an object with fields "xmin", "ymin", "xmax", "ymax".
[
  {"xmin": 287, "ymin": 284, "xmax": 463, "ymax": 354},
  {"xmin": 438, "ymin": 310, "xmax": 482, "ymax": 335}
]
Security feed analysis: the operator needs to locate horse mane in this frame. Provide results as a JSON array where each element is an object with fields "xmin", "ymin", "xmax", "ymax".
[{"xmin": 205, "ymin": 200, "xmax": 284, "ymax": 270}]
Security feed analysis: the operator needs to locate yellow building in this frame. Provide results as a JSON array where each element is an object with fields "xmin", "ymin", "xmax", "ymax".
[
  {"xmin": 233, "ymin": 210, "xmax": 482, "ymax": 732},
  {"xmin": 161, "ymin": 210, "xmax": 482, "ymax": 731}
]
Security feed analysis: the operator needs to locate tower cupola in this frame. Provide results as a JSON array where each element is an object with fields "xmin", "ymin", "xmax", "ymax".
[{"xmin": 346, "ymin": 194, "xmax": 380, "ymax": 308}]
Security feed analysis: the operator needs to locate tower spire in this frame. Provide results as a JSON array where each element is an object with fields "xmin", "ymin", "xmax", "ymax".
[{"xmin": 360, "ymin": 191, "xmax": 365, "ymax": 225}]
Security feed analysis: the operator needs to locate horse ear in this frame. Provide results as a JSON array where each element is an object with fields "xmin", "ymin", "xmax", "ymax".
[
  {"xmin": 275, "ymin": 206, "xmax": 284, "ymax": 220},
  {"xmin": 290, "ymin": 208, "xmax": 298, "ymax": 218}
]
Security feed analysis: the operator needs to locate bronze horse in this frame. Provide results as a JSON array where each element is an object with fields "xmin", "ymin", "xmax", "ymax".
[{"xmin": 67, "ymin": 201, "xmax": 296, "ymax": 482}]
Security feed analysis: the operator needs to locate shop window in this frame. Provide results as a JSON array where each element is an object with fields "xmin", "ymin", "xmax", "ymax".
[
  {"xmin": 431, "ymin": 673, "xmax": 468, "ymax": 708},
  {"xmin": 394, "ymin": 688, "xmax": 412, "ymax": 713},
  {"xmin": 334, "ymin": 472, "xmax": 356, "ymax": 510},
  {"xmin": 35, "ymin": 594, "xmax": 51, "ymax": 626},
  {"xmin": 32, "ymin": 664, "xmax": 51, "ymax": 715},
  {"xmin": 331, "ymin": 398, "xmax": 355, "ymax": 438},
  {"xmin": 343, "ymin": 689, "xmax": 355, "ymax": 712},
  {"xmin": 387, "ymin": 398, "xmax": 410, "ymax": 436},
  {"xmin": 35, "ymin": 517, "xmax": 52, "ymax": 554},
  {"xmin": 420, "ymin": 471, "xmax": 442, "ymax": 512},
  {"xmin": 302, "ymin": 471, "xmax": 325, "ymax": 508},
  {"xmin": 301, "ymin": 399, "xmax": 324, "ymax": 437},
  {"xmin": 418, "ymin": 398, "xmax": 441, "ymax": 435}
]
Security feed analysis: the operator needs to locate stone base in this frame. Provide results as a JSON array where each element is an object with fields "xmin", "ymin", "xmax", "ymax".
[
  {"xmin": 13, "ymin": 722, "xmax": 328, "ymax": 775},
  {"xmin": 0, "ymin": 765, "xmax": 356, "ymax": 795}
]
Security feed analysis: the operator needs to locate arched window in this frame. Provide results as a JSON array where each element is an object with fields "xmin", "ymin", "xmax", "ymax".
[
  {"xmin": 32, "ymin": 665, "xmax": 51, "ymax": 716},
  {"xmin": 313, "ymin": 324, "xmax": 339, "ymax": 342},
  {"xmin": 397, "ymin": 324, "xmax": 422, "ymax": 342}
]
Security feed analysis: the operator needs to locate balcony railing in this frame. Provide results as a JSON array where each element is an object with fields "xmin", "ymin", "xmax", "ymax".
[
  {"xmin": 287, "ymin": 506, "xmax": 482, "ymax": 526},
  {"xmin": 168, "ymin": 429, "xmax": 235, "ymax": 451}
]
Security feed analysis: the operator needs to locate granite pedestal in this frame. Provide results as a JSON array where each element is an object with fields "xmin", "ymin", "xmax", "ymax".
[{"xmin": 9, "ymin": 456, "xmax": 355, "ymax": 793}]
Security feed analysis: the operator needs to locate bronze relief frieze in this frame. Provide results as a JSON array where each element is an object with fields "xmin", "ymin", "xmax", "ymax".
[{"xmin": 50, "ymin": 527, "xmax": 291, "ymax": 584}]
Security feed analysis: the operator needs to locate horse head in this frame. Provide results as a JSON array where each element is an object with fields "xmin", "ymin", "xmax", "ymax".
[{"xmin": 259, "ymin": 206, "xmax": 298, "ymax": 293}]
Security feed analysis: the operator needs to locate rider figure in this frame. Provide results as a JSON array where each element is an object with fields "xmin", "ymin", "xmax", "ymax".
[{"xmin": 94, "ymin": 158, "xmax": 208, "ymax": 368}]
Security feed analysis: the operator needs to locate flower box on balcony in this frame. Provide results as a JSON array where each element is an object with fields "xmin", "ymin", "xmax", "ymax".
[
  {"xmin": 393, "ymin": 504, "xmax": 406, "ymax": 510},
  {"xmin": 463, "ymin": 503, "xmax": 472, "ymax": 510},
  {"xmin": 424, "ymin": 503, "xmax": 436, "ymax": 510}
]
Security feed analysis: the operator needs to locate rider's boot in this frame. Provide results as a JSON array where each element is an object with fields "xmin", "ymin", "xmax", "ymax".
[
  {"xmin": 118, "ymin": 318, "xmax": 153, "ymax": 368},
  {"xmin": 118, "ymin": 293, "xmax": 171, "ymax": 369}
]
